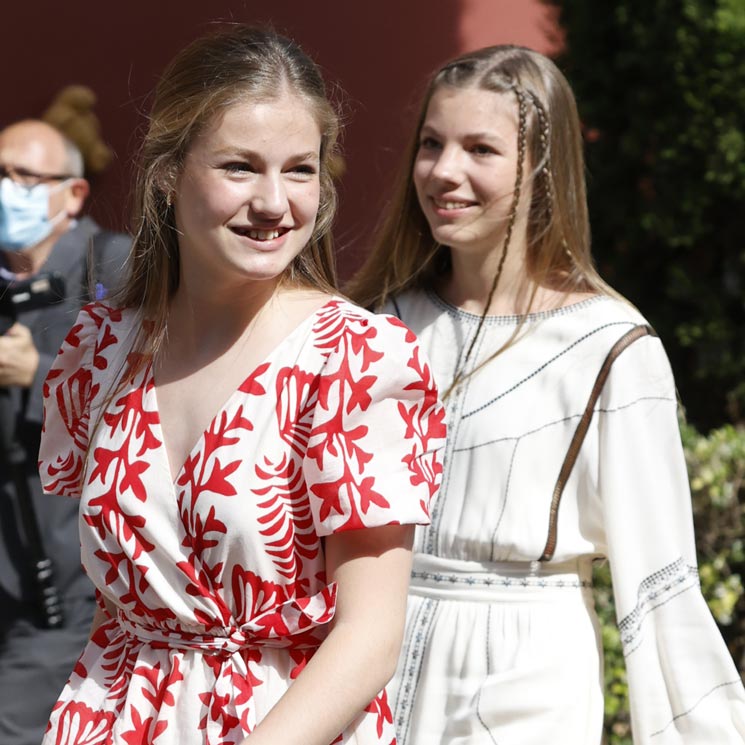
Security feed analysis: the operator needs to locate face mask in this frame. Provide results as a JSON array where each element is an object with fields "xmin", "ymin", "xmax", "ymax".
[{"xmin": 0, "ymin": 177, "xmax": 69, "ymax": 251}]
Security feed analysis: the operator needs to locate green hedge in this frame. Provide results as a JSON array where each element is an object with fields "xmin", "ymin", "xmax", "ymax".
[
  {"xmin": 597, "ymin": 419, "xmax": 745, "ymax": 743},
  {"xmin": 550, "ymin": 0, "xmax": 745, "ymax": 430}
]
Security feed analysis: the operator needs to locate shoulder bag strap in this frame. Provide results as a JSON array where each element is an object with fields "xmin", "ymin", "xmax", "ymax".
[{"xmin": 539, "ymin": 323, "xmax": 657, "ymax": 562}]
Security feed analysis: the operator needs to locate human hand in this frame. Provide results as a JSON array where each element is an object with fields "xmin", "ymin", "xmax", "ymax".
[{"xmin": 0, "ymin": 323, "xmax": 40, "ymax": 387}]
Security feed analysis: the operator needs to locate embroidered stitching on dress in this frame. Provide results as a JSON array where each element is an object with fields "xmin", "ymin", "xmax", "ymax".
[
  {"xmin": 427, "ymin": 289, "xmax": 608, "ymax": 327},
  {"xmin": 618, "ymin": 557, "xmax": 699, "ymax": 656},
  {"xmin": 475, "ymin": 604, "xmax": 500, "ymax": 745},
  {"xmin": 650, "ymin": 679, "xmax": 743, "ymax": 738},
  {"xmin": 489, "ymin": 439, "xmax": 520, "ymax": 560},
  {"xmin": 455, "ymin": 395, "xmax": 675, "ymax": 454},
  {"xmin": 425, "ymin": 327, "xmax": 486, "ymax": 556},
  {"xmin": 411, "ymin": 570, "xmax": 592, "ymax": 589},
  {"xmin": 395, "ymin": 597, "xmax": 438, "ymax": 744},
  {"xmin": 463, "ymin": 321, "xmax": 635, "ymax": 418}
]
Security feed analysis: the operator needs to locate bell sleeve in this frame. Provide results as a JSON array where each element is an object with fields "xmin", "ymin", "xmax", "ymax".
[
  {"xmin": 597, "ymin": 332, "xmax": 745, "ymax": 743},
  {"xmin": 38, "ymin": 303, "xmax": 110, "ymax": 499},
  {"xmin": 303, "ymin": 312, "xmax": 447, "ymax": 536}
]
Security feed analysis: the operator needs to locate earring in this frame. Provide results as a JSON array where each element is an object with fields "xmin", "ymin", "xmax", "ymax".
[{"xmin": 166, "ymin": 192, "xmax": 173, "ymax": 208}]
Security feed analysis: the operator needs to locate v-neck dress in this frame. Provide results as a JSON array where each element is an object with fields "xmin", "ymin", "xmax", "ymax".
[
  {"xmin": 37, "ymin": 298, "xmax": 446, "ymax": 745},
  {"xmin": 385, "ymin": 290, "xmax": 745, "ymax": 745}
]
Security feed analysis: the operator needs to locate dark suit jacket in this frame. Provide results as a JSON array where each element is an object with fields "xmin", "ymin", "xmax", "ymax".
[{"xmin": 0, "ymin": 217, "xmax": 131, "ymax": 631}]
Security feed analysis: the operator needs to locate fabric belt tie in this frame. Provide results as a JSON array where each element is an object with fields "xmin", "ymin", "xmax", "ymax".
[
  {"xmin": 111, "ymin": 583, "xmax": 337, "ymax": 745},
  {"xmin": 117, "ymin": 581, "xmax": 337, "ymax": 655}
]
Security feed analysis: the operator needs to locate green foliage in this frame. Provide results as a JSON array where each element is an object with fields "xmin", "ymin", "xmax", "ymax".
[
  {"xmin": 551, "ymin": 0, "xmax": 745, "ymax": 428},
  {"xmin": 682, "ymin": 421, "xmax": 745, "ymax": 645},
  {"xmin": 593, "ymin": 419, "xmax": 745, "ymax": 744}
]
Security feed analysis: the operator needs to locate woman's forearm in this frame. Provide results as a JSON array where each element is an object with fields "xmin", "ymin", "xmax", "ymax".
[
  {"xmin": 239, "ymin": 615, "xmax": 401, "ymax": 745},
  {"xmin": 240, "ymin": 524, "xmax": 414, "ymax": 745}
]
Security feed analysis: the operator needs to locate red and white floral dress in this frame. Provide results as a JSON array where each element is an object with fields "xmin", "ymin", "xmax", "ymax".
[{"xmin": 38, "ymin": 298, "xmax": 446, "ymax": 745}]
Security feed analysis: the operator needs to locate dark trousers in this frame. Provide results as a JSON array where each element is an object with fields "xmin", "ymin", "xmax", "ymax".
[{"xmin": 0, "ymin": 595, "xmax": 95, "ymax": 745}]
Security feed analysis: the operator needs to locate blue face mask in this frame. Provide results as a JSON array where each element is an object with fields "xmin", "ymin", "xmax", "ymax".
[{"xmin": 0, "ymin": 177, "xmax": 68, "ymax": 251}]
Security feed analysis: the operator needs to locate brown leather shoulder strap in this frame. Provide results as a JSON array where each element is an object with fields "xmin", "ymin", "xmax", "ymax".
[{"xmin": 539, "ymin": 324, "xmax": 657, "ymax": 561}]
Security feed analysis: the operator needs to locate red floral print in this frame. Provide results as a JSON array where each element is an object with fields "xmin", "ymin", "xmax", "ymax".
[{"xmin": 39, "ymin": 298, "xmax": 446, "ymax": 745}]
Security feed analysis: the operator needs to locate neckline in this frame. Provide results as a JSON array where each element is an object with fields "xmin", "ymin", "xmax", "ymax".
[
  {"xmin": 151, "ymin": 296, "xmax": 340, "ymax": 485},
  {"xmin": 425, "ymin": 289, "xmax": 608, "ymax": 326}
]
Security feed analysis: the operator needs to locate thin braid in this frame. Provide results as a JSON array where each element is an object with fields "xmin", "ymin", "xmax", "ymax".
[
  {"xmin": 443, "ymin": 85, "xmax": 529, "ymax": 400},
  {"xmin": 528, "ymin": 92, "xmax": 572, "ymax": 263},
  {"xmin": 530, "ymin": 94, "xmax": 553, "ymax": 221}
]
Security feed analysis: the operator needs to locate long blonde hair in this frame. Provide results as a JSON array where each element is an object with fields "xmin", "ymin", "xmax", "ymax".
[
  {"xmin": 117, "ymin": 25, "xmax": 342, "ymax": 361},
  {"xmin": 347, "ymin": 44, "xmax": 614, "ymax": 310}
]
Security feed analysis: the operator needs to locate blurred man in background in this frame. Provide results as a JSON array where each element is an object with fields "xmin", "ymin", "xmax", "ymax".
[{"xmin": 0, "ymin": 119, "xmax": 129, "ymax": 745}]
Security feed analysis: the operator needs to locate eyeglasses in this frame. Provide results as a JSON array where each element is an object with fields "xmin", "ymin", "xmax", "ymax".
[{"xmin": 0, "ymin": 163, "xmax": 74, "ymax": 191}]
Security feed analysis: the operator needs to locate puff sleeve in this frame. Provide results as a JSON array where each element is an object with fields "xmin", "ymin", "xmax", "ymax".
[
  {"xmin": 38, "ymin": 303, "xmax": 115, "ymax": 498},
  {"xmin": 303, "ymin": 311, "xmax": 446, "ymax": 536},
  {"xmin": 597, "ymin": 333, "xmax": 745, "ymax": 743}
]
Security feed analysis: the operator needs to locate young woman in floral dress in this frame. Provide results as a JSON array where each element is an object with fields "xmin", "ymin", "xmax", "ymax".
[{"xmin": 39, "ymin": 26, "xmax": 445, "ymax": 745}]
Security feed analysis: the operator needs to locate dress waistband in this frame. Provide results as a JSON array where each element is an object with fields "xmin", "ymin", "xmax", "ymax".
[
  {"xmin": 409, "ymin": 553, "xmax": 593, "ymax": 602},
  {"xmin": 116, "ymin": 582, "xmax": 337, "ymax": 655}
]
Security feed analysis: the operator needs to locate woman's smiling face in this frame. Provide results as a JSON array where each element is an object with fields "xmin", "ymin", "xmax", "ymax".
[
  {"xmin": 173, "ymin": 88, "xmax": 322, "ymax": 291},
  {"xmin": 413, "ymin": 85, "xmax": 529, "ymax": 261}
]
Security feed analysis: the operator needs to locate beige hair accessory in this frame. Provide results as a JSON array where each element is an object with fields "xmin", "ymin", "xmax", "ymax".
[{"xmin": 42, "ymin": 85, "xmax": 114, "ymax": 175}]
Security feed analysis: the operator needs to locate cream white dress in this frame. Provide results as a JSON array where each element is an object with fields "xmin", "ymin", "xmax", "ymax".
[{"xmin": 386, "ymin": 290, "xmax": 745, "ymax": 745}]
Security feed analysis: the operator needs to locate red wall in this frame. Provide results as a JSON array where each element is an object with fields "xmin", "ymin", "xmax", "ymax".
[
  {"xmin": 1, "ymin": 0, "xmax": 554, "ymax": 275},
  {"xmin": 460, "ymin": 0, "xmax": 558, "ymax": 54}
]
